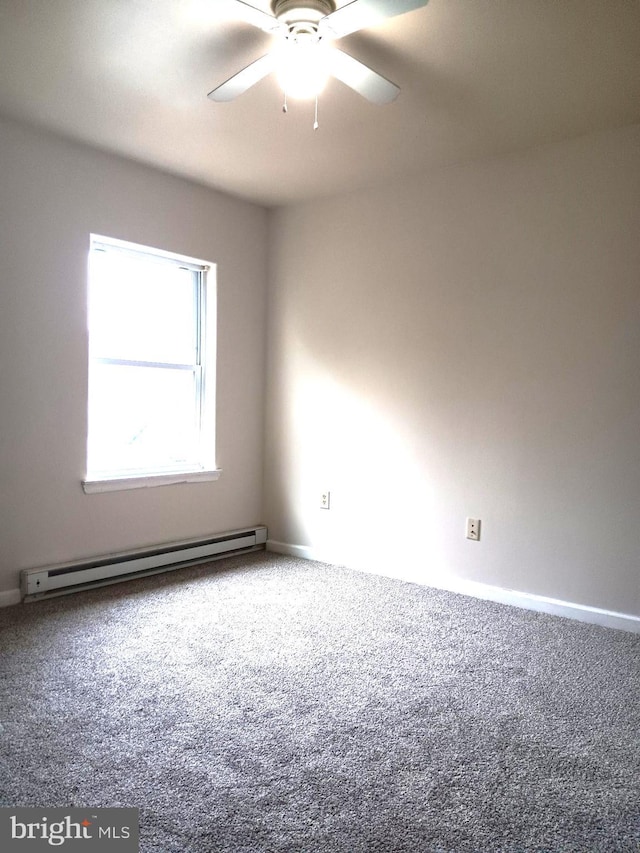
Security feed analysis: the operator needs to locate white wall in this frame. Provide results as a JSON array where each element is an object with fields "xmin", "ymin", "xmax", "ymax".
[
  {"xmin": 0, "ymin": 116, "xmax": 268, "ymax": 597},
  {"xmin": 265, "ymin": 124, "xmax": 640, "ymax": 619}
]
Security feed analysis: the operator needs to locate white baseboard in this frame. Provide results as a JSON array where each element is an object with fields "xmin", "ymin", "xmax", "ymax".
[
  {"xmin": 432, "ymin": 576, "xmax": 640, "ymax": 634},
  {"xmin": 0, "ymin": 588, "xmax": 22, "ymax": 608},
  {"xmin": 267, "ymin": 540, "xmax": 321, "ymax": 560},
  {"xmin": 266, "ymin": 540, "xmax": 640, "ymax": 635}
]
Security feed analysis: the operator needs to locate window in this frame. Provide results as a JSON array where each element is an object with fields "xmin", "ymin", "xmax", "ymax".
[{"xmin": 83, "ymin": 235, "xmax": 218, "ymax": 493}]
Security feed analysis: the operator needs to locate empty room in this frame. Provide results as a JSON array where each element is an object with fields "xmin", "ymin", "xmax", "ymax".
[{"xmin": 0, "ymin": 1, "xmax": 639, "ymax": 850}]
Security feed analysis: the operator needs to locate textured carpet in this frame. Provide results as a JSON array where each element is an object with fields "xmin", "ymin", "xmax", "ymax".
[{"xmin": 0, "ymin": 551, "xmax": 639, "ymax": 852}]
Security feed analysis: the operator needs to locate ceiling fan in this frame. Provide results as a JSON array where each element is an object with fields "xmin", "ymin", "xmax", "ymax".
[{"xmin": 208, "ymin": 0, "xmax": 429, "ymax": 115}]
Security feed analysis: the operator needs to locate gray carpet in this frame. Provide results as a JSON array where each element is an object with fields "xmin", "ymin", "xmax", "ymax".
[{"xmin": 0, "ymin": 551, "xmax": 639, "ymax": 852}]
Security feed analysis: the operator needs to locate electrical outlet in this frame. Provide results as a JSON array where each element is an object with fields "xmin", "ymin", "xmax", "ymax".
[
  {"xmin": 466, "ymin": 518, "xmax": 481, "ymax": 540},
  {"xmin": 320, "ymin": 490, "xmax": 331, "ymax": 510}
]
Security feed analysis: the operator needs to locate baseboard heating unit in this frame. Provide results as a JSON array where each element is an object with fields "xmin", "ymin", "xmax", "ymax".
[{"xmin": 20, "ymin": 526, "xmax": 267, "ymax": 601}]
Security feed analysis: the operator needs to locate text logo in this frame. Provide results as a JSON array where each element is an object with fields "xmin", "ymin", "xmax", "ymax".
[{"xmin": 0, "ymin": 808, "xmax": 138, "ymax": 851}]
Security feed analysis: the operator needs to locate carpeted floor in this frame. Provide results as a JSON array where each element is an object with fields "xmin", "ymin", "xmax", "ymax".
[{"xmin": 0, "ymin": 550, "xmax": 639, "ymax": 852}]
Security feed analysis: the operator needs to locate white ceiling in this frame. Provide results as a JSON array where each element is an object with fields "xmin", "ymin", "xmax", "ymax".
[{"xmin": 0, "ymin": 0, "xmax": 638, "ymax": 207}]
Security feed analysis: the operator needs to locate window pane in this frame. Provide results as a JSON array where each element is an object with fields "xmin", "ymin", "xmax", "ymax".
[
  {"xmin": 87, "ymin": 363, "xmax": 201, "ymax": 475},
  {"xmin": 89, "ymin": 249, "xmax": 197, "ymax": 365}
]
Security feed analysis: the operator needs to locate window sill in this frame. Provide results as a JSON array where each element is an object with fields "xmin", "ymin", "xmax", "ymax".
[{"xmin": 82, "ymin": 469, "xmax": 222, "ymax": 494}]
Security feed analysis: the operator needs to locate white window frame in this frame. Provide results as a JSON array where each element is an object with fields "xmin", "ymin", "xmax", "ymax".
[{"xmin": 82, "ymin": 235, "xmax": 220, "ymax": 494}]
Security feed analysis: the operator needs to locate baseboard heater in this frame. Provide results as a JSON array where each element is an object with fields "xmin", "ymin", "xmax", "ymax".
[{"xmin": 20, "ymin": 525, "xmax": 267, "ymax": 602}]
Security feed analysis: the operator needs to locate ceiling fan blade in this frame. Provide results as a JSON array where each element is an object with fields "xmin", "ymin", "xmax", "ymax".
[
  {"xmin": 234, "ymin": 0, "xmax": 282, "ymax": 33},
  {"xmin": 320, "ymin": 0, "xmax": 429, "ymax": 39},
  {"xmin": 208, "ymin": 54, "xmax": 276, "ymax": 102},
  {"xmin": 328, "ymin": 48, "xmax": 399, "ymax": 104}
]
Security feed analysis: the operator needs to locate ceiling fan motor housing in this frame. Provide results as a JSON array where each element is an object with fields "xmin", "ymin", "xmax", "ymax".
[{"xmin": 271, "ymin": 0, "xmax": 336, "ymax": 31}]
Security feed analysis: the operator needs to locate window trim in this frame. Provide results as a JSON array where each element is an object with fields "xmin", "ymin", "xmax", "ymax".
[
  {"xmin": 83, "ymin": 235, "xmax": 219, "ymax": 491},
  {"xmin": 82, "ymin": 468, "xmax": 221, "ymax": 494}
]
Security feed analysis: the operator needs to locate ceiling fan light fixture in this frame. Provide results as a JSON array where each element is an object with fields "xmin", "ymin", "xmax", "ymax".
[{"xmin": 275, "ymin": 36, "xmax": 331, "ymax": 100}]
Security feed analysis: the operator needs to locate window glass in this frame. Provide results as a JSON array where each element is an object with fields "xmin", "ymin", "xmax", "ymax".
[
  {"xmin": 88, "ymin": 363, "xmax": 200, "ymax": 474},
  {"xmin": 86, "ymin": 236, "xmax": 215, "ymax": 482},
  {"xmin": 89, "ymin": 250, "xmax": 197, "ymax": 365}
]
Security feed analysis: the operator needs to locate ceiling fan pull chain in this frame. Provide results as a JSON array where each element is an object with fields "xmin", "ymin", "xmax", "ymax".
[
  {"xmin": 283, "ymin": 90, "xmax": 288, "ymax": 113},
  {"xmin": 314, "ymin": 95, "xmax": 319, "ymax": 130}
]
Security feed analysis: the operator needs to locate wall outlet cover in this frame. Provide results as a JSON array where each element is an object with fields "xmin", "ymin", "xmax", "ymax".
[{"xmin": 466, "ymin": 517, "xmax": 481, "ymax": 540}]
